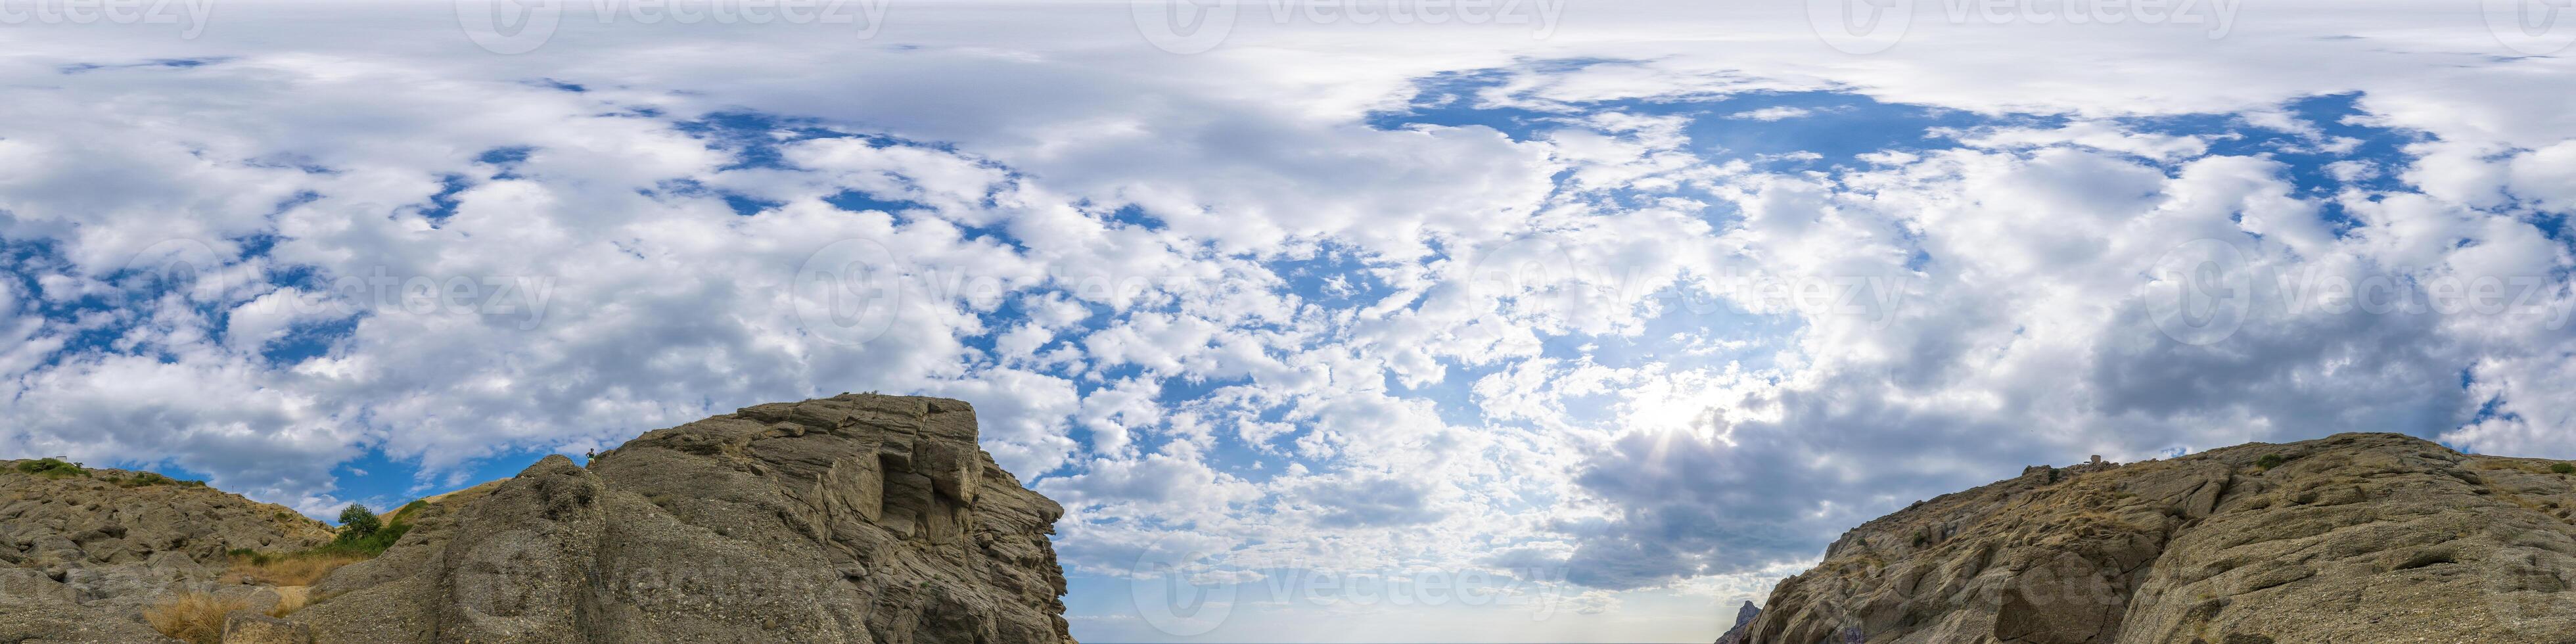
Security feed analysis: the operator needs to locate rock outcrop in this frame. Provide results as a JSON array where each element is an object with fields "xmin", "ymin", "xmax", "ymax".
[
  {"xmin": 288, "ymin": 393, "xmax": 1074, "ymax": 644},
  {"xmin": 0, "ymin": 461, "xmax": 332, "ymax": 643},
  {"xmin": 1714, "ymin": 601, "xmax": 1758, "ymax": 644},
  {"xmin": 1738, "ymin": 432, "xmax": 2576, "ymax": 644}
]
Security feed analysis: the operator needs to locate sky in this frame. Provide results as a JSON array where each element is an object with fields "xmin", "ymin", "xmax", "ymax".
[{"xmin": 3, "ymin": 0, "xmax": 2575, "ymax": 641}]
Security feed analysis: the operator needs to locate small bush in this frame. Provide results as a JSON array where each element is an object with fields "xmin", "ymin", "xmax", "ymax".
[
  {"xmin": 2256, "ymin": 454, "xmax": 2286, "ymax": 471},
  {"xmin": 120, "ymin": 472, "xmax": 175, "ymax": 487},
  {"xmin": 223, "ymin": 503, "xmax": 419, "ymax": 588},
  {"xmin": 2552, "ymin": 463, "xmax": 2575, "ymax": 476},
  {"xmin": 337, "ymin": 503, "xmax": 381, "ymax": 540},
  {"xmin": 143, "ymin": 591, "xmax": 247, "ymax": 644},
  {"xmin": 311, "ymin": 522, "xmax": 411, "ymax": 557},
  {"xmin": 14, "ymin": 458, "xmax": 87, "ymax": 479}
]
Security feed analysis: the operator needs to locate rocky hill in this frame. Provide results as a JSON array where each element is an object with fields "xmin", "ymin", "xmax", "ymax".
[
  {"xmin": 0, "ymin": 394, "xmax": 1076, "ymax": 644},
  {"xmin": 1735, "ymin": 432, "xmax": 2576, "ymax": 644},
  {"xmin": 0, "ymin": 460, "xmax": 334, "ymax": 643}
]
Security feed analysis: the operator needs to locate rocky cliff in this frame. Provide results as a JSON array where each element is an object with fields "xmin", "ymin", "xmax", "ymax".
[
  {"xmin": 1737, "ymin": 432, "xmax": 2576, "ymax": 644},
  {"xmin": 0, "ymin": 394, "xmax": 1076, "ymax": 644}
]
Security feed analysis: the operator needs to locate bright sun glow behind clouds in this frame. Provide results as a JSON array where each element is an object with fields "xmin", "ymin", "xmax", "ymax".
[{"xmin": 3, "ymin": 1, "xmax": 2575, "ymax": 641}]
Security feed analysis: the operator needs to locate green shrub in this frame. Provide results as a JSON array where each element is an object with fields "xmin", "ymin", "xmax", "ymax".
[
  {"xmin": 14, "ymin": 458, "xmax": 88, "ymax": 479},
  {"xmin": 336, "ymin": 503, "xmax": 381, "ymax": 540},
  {"xmin": 234, "ymin": 508, "xmax": 415, "ymax": 565},
  {"xmin": 228, "ymin": 509, "xmax": 417, "ymax": 580},
  {"xmin": 308, "ymin": 503, "xmax": 417, "ymax": 557},
  {"xmin": 120, "ymin": 472, "xmax": 176, "ymax": 487},
  {"xmin": 2256, "ymin": 454, "xmax": 2286, "ymax": 471},
  {"xmin": 312, "ymin": 522, "xmax": 410, "ymax": 557},
  {"xmin": 2551, "ymin": 463, "xmax": 2575, "ymax": 476}
]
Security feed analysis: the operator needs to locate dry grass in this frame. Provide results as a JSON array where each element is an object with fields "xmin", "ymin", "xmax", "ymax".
[
  {"xmin": 227, "ymin": 551, "xmax": 369, "ymax": 586},
  {"xmin": 143, "ymin": 591, "xmax": 248, "ymax": 644},
  {"xmin": 267, "ymin": 586, "xmax": 313, "ymax": 618}
]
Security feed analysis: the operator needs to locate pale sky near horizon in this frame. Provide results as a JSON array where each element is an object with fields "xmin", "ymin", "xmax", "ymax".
[{"xmin": 4, "ymin": 1, "xmax": 2576, "ymax": 641}]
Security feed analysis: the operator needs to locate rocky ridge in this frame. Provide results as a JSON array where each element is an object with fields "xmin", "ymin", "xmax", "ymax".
[
  {"xmin": 1737, "ymin": 432, "xmax": 2576, "ymax": 644},
  {"xmin": 0, "ymin": 394, "xmax": 1075, "ymax": 644},
  {"xmin": 0, "ymin": 461, "xmax": 333, "ymax": 643}
]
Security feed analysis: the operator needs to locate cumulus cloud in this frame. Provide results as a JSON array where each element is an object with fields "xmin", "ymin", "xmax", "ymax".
[{"xmin": 3, "ymin": 3, "xmax": 2573, "ymax": 641}]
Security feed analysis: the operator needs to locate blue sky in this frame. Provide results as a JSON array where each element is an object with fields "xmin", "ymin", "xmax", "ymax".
[{"xmin": 4, "ymin": 1, "xmax": 2576, "ymax": 641}]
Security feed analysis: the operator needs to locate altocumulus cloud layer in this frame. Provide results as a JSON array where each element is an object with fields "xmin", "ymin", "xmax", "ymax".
[{"xmin": 3, "ymin": 1, "xmax": 2575, "ymax": 640}]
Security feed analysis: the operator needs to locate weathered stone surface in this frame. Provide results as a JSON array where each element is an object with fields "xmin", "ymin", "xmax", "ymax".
[
  {"xmin": 0, "ymin": 462, "xmax": 332, "ymax": 573},
  {"xmin": 0, "ymin": 594, "xmax": 177, "ymax": 643},
  {"xmin": 221, "ymin": 610, "xmax": 314, "ymax": 644},
  {"xmin": 1739, "ymin": 433, "xmax": 2576, "ymax": 644},
  {"xmin": 0, "ymin": 461, "xmax": 332, "ymax": 643},
  {"xmin": 289, "ymin": 393, "xmax": 1074, "ymax": 644}
]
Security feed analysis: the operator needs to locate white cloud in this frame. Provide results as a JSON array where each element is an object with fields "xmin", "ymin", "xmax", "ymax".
[
  {"xmin": 1947, "ymin": 122, "xmax": 2214, "ymax": 161},
  {"xmin": 1727, "ymin": 106, "xmax": 1812, "ymax": 121},
  {"xmin": 5, "ymin": 3, "xmax": 2575, "ymax": 641}
]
